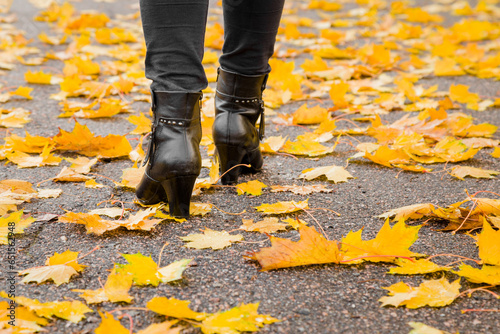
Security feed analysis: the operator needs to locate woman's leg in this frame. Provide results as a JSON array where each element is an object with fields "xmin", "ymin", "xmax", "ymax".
[
  {"xmin": 219, "ymin": 0, "xmax": 285, "ymax": 76},
  {"xmin": 212, "ymin": 0, "xmax": 285, "ymax": 184},
  {"xmin": 140, "ymin": 0, "xmax": 209, "ymax": 92},
  {"xmin": 137, "ymin": 0, "xmax": 209, "ymax": 217}
]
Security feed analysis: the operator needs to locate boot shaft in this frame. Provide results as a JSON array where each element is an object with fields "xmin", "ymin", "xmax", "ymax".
[
  {"xmin": 152, "ymin": 91, "xmax": 202, "ymax": 122},
  {"xmin": 216, "ymin": 68, "xmax": 267, "ymax": 99}
]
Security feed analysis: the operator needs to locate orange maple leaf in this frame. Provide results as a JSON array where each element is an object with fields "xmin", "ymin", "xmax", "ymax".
[{"xmin": 248, "ymin": 223, "xmax": 340, "ymax": 271}]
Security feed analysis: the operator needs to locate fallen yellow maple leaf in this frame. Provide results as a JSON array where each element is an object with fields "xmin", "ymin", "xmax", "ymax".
[
  {"xmin": 117, "ymin": 252, "xmax": 160, "ymax": 286},
  {"xmin": 85, "ymin": 179, "xmax": 105, "ymax": 188},
  {"xmin": 0, "ymin": 180, "xmax": 35, "ymax": 194},
  {"xmin": 3, "ymin": 132, "xmax": 51, "ymax": 153},
  {"xmin": 377, "ymin": 203, "xmax": 435, "ymax": 221},
  {"xmin": 281, "ymin": 138, "xmax": 334, "ymax": 157},
  {"xmin": 248, "ymin": 222, "xmax": 340, "ymax": 271},
  {"xmin": 492, "ymin": 147, "xmax": 500, "ymax": 158},
  {"xmin": 95, "ymin": 311, "xmax": 129, "ymax": 334},
  {"xmin": 292, "ymin": 103, "xmax": 328, "ymax": 125},
  {"xmin": 0, "ymin": 108, "xmax": 31, "ymax": 128},
  {"xmin": 236, "ymin": 180, "xmax": 267, "ymax": 196},
  {"xmin": 52, "ymin": 121, "xmax": 132, "ymax": 158},
  {"xmin": 73, "ymin": 269, "xmax": 133, "ymax": 304},
  {"xmin": 9, "ymin": 86, "xmax": 33, "ymax": 100},
  {"xmin": 24, "ymin": 70, "xmax": 55, "ymax": 84},
  {"xmin": 59, "ymin": 208, "xmax": 161, "ymax": 235},
  {"xmin": 200, "ymin": 303, "xmax": 279, "ymax": 334},
  {"xmin": 449, "ymin": 84, "xmax": 480, "ymax": 104},
  {"xmin": 270, "ymin": 184, "xmax": 332, "ymax": 195},
  {"xmin": 408, "ymin": 322, "xmax": 451, "ymax": 334},
  {"xmin": 379, "ymin": 278, "xmax": 461, "ymax": 308},
  {"xmin": 136, "ymin": 321, "xmax": 183, "ymax": 334},
  {"xmin": 127, "ymin": 112, "xmax": 151, "ymax": 135},
  {"xmin": 260, "ymin": 136, "xmax": 287, "ymax": 154},
  {"xmin": 181, "ymin": 228, "xmax": 243, "ymax": 250},
  {"xmin": 6, "ymin": 293, "xmax": 92, "ymax": 323},
  {"xmin": 54, "ymin": 166, "xmax": 92, "ymax": 182},
  {"xmin": 157, "ymin": 258, "xmax": 192, "ymax": 283},
  {"xmin": 0, "ymin": 210, "xmax": 35, "ymax": 244},
  {"xmin": 299, "ymin": 165, "xmax": 354, "ymax": 183},
  {"xmin": 454, "ymin": 263, "xmax": 500, "ymax": 286},
  {"xmin": 240, "ymin": 218, "xmax": 289, "ymax": 234},
  {"xmin": 65, "ymin": 156, "xmax": 98, "ymax": 173},
  {"xmin": 19, "ymin": 250, "xmax": 85, "ymax": 286},
  {"xmin": 388, "ymin": 258, "xmax": 449, "ymax": 275},
  {"xmin": 118, "ymin": 164, "xmax": 145, "ymax": 189},
  {"xmin": 267, "ymin": 58, "xmax": 302, "ymax": 99},
  {"xmin": 341, "ymin": 219, "xmax": 423, "ymax": 263},
  {"xmin": 6, "ymin": 144, "xmax": 62, "ymax": 168},
  {"xmin": 450, "ymin": 166, "xmax": 499, "ymax": 180},
  {"xmin": 478, "ymin": 221, "xmax": 500, "ymax": 266},
  {"xmin": 116, "ymin": 253, "xmax": 191, "ymax": 286},
  {"xmin": 254, "ymin": 199, "xmax": 309, "ymax": 215},
  {"xmin": 0, "ymin": 300, "xmax": 49, "ymax": 333},
  {"xmin": 147, "ymin": 297, "xmax": 206, "ymax": 321}
]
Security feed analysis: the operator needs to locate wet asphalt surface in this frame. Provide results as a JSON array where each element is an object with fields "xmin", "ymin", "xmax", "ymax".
[{"xmin": 1, "ymin": 0, "xmax": 499, "ymax": 333}]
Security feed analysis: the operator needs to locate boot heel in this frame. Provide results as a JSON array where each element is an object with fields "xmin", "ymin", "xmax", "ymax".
[
  {"xmin": 216, "ymin": 145, "xmax": 247, "ymax": 185},
  {"xmin": 162, "ymin": 175, "xmax": 197, "ymax": 218}
]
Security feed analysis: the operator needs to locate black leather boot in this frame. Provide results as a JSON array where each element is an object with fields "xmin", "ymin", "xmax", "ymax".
[
  {"xmin": 212, "ymin": 68, "xmax": 268, "ymax": 185},
  {"xmin": 136, "ymin": 91, "xmax": 202, "ymax": 218}
]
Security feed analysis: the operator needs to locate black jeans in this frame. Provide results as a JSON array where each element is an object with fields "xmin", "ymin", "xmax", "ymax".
[{"xmin": 139, "ymin": 0, "xmax": 285, "ymax": 92}]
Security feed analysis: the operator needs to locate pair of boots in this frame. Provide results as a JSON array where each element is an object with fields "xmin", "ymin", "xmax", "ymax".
[{"xmin": 136, "ymin": 68, "xmax": 267, "ymax": 218}]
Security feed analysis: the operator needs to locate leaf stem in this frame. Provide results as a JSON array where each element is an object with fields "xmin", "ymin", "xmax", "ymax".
[
  {"xmin": 157, "ymin": 241, "xmax": 170, "ymax": 267},
  {"xmin": 66, "ymin": 245, "xmax": 100, "ymax": 266},
  {"xmin": 210, "ymin": 204, "xmax": 246, "ymax": 215},
  {"xmin": 462, "ymin": 309, "xmax": 500, "ymax": 313},
  {"xmin": 302, "ymin": 208, "xmax": 329, "ymax": 241},
  {"xmin": 340, "ymin": 254, "xmax": 415, "ymax": 263},
  {"xmin": 427, "ymin": 253, "xmax": 480, "ymax": 264}
]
